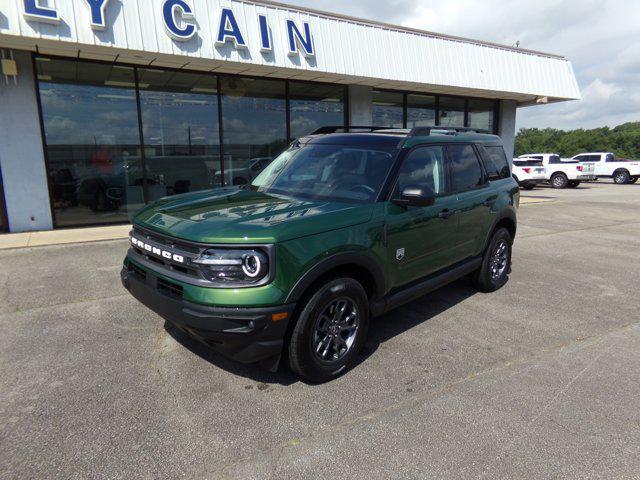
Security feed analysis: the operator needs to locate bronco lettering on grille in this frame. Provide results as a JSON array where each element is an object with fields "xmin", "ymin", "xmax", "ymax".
[{"xmin": 131, "ymin": 237, "xmax": 185, "ymax": 264}]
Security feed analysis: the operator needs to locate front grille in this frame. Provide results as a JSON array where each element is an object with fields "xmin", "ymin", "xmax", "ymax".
[
  {"xmin": 131, "ymin": 226, "xmax": 202, "ymax": 279},
  {"xmin": 157, "ymin": 278, "xmax": 184, "ymax": 300}
]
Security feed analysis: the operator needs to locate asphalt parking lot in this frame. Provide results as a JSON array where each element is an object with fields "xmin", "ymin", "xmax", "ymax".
[{"xmin": 1, "ymin": 181, "xmax": 639, "ymax": 479}]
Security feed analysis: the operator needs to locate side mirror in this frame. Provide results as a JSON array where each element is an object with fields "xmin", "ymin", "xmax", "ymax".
[{"xmin": 392, "ymin": 185, "xmax": 436, "ymax": 207}]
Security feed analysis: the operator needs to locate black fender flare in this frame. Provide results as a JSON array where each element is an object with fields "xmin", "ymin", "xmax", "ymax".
[
  {"xmin": 483, "ymin": 208, "xmax": 517, "ymax": 251},
  {"xmin": 285, "ymin": 252, "xmax": 386, "ymax": 303}
]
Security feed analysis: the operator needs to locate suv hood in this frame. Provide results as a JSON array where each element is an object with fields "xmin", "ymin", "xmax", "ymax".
[{"xmin": 133, "ymin": 187, "xmax": 375, "ymax": 244}]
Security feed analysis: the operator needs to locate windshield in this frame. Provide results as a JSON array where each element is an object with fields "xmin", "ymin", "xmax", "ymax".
[{"xmin": 251, "ymin": 144, "xmax": 397, "ymax": 202}]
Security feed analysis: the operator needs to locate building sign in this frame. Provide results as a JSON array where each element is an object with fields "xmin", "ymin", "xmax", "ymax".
[{"xmin": 21, "ymin": 0, "xmax": 315, "ymax": 56}]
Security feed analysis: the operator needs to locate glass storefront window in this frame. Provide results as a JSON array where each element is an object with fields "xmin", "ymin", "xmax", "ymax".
[
  {"xmin": 438, "ymin": 96, "xmax": 465, "ymax": 127},
  {"xmin": 289, "ymin": 82, "xmax": 345, "ymax": 141},
  {"xmin": 372, "ymin": 90, "xmax": 404, "ymax": 128},
  {"xmin": 137, "ymin": 69, "xmax": 221, "ymax": 201},
  {"xmin": 220, "ymin": 77, "xmax": 287, "ymax": 186},
  {"xmin": 468, "ymin": 99, "xmax": 496, "ymax": 132},
  {"xmin": 36, "ymin": 57, "xmax": 143, "ymax": 227},
  {"xmin": 407, "ymin": 94, "xmax": 436, "ymax": 128}
]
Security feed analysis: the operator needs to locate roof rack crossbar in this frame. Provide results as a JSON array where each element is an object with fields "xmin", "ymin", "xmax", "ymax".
[
  {"xmin": 408, "ymin": 126, "xmax": 491, "ymax": 137},
  {"xmin": 311, "ymin": 126, "xmax": 390, "ymax": 135}
]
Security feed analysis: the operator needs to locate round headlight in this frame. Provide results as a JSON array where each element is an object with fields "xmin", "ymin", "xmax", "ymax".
[{"xmin": 242, "ymin": 254, "xmax": 262, "ymax": 278}]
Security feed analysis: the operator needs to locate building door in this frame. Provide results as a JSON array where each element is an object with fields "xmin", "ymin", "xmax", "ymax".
[{"xmin": 0, "ymin": 164, "xmax": 8, "ymax": 232}]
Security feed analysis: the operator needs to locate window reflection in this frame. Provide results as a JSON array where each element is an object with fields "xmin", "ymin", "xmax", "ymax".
[
  {"xmin": 407, "ymin": 94, "xmax": 436, "ymax": 128},
  {"xmin": 138, "ymin": 69, "xmax": 220, "ymax": 202},
  {"xmin": 221, "ymin": 77, "xmax": 287, "ymax": 186},
  {"xmin": 372, "ymin": 90, "xmax": 404, "ymax": 128},
  {"xmin": 438, "ymin": 96, "xmax": 465, "ymax": 127},
  {"xmin": 36, "ymin": 58, "xmax": 143, "ymax": 227},
  {"xmin": 468, "ymin": 99, "xmax": 495, "ymax": 132},
  {"xmin": 289, "ymin": 82, "xmax": 345, "ymax": 140}
]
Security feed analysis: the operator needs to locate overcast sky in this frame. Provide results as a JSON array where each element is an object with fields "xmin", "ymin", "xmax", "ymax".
[{"xmin": 282, "ymin": 0, "xmax": 639, "ymax": 131}]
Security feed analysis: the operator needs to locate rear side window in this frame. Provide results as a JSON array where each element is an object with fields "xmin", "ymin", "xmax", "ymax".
[
  {"xmin": 483, "ymin": 146, "xmax": 511, "ymax": 180},
  {"xmin": 606, "ymin": 154, "xmax": 615, "ymax": 162},
  {"xmin": 447, "ymin": 144, "xmax": 484, "ymax": 192},
  {"xmin": 549, "ymin": 155, "xmax": 562, "ymax": 164}
]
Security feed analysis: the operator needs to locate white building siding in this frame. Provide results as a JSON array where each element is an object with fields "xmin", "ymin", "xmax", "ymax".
[{"xmin": 0, "ymin": 0, "xmax": 580, "ymax": 101}]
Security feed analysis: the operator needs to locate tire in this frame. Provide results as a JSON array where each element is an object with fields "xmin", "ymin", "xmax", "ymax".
[
  {"xmin": 551, "ymin": 173, "xmax": 569, "ymax": 189},
  {"xmin": 288, "ymin": 278, "xmax": 370, "ymax": 383},
  {"xmin": 613, "ymin": 170, "xmax": 630, "ymax": 184},
  {"xmin": 473, "ymin": 227, "xmax": 513, "ymax": 293},
  {"xmin": 629, "ymin": 177, "xmax": 638, "ymax": 184},
  {"xmin": 521, "ymin": 183, "xmax": 535, "ymax": 190},
  {"xmin": 568, "ymin": 181, "xmax": 580, "ymax": 188}
]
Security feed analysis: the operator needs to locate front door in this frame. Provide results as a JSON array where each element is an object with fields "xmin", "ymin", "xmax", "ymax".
[{"xmin": 385, "ymin": 145, "xmax": 459, "ymax": 289}]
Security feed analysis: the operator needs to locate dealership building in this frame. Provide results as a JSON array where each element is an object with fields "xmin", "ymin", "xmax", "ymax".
[{"xmin": 0, "ymin": 0, "xmax": 580, "ymax": 233}]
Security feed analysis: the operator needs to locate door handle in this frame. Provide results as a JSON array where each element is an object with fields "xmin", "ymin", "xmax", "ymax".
[
  {"xmin": 482, "ymin": 196, "xmax": 498, "ymax": 207},
  {"xmin": 438, "ymin": 209, "xmax": 456, "ymax": 219}
]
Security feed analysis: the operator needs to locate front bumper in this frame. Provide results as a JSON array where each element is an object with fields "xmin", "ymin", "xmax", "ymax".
[{"xmin": 121, "ymin": 265, "xmax": 295, "ymax": 365}]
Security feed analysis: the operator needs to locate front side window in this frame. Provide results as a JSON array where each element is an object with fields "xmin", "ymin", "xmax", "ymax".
[
  {"xmin": 448, "ymin": 145, "xmax": 484, "ymax": 192},
  {"xmin": 252, "ymin": 144, "xmax": 396, "ymax": 203},
  {"xmin": 396, "ymin": 146, "xmax": 447, "ymax": 196}
]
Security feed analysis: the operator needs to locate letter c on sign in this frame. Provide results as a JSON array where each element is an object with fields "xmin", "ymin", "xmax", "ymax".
[{"xmin": 162, "ymin": 0, "xmax": 196, "ymax": 41}]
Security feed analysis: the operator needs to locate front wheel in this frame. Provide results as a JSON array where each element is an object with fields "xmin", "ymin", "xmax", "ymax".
[
  {"xmin": 288, "ymin": 278, "xmax": 369, "ymax": 383},
  {"xmin": 473, "ymin": 228, "xmax": 513, "ymax": 293}
]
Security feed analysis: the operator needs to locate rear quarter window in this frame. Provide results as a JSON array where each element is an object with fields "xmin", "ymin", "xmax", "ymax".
[{"xmin": 483, "ymin": 145, "xmax": 511, "ymax": 180}]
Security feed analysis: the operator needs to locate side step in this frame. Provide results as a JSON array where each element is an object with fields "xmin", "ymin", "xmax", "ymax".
[{"xmin": 371, "ymin": 257, "xmax": 482, "ymax": 317}]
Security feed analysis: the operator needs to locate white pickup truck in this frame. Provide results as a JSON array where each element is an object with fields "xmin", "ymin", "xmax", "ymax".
[
  {"xmin": 570, "ymin": 152, "xmax": 640, "ymax": 184},
  {"xmin": 518, "ymin": 153, "xmax": 596, "ymax": 189},
  {"xmin": 512, "ymin": 158, "xmax": 546, "ymax": 190}
]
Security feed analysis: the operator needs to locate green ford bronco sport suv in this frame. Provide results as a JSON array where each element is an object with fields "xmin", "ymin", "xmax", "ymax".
[{"xmin": 122, "ymin": 126, "xmax": 519, "ymax": 382}]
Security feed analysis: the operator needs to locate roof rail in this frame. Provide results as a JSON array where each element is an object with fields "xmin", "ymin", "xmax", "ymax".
[
  {"xmin": 408, "ymin": 126, "xmax": 491, "ymax": 137},
  {"xmin": 311, "ymin": 126, "xmax": 389, "ymax": 135}
]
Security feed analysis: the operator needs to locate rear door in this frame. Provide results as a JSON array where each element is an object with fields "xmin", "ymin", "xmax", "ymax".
[
  {"xmin": 385, "ymin": 145, "xmax": 459, "ymax": 288},
  {"xmin": 447, "ymin": 144, "xmax": 494, "ymax": 260}
]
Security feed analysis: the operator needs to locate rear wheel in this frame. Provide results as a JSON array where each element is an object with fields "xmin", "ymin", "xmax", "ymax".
[
  {"xmin": 629, "ymin": 177, "xmax": 638, "ymax": 184},
  {"xmin": 473, "ymin": 228, "xmax": 513, "ymax": 293},
  {"xmin": 613, "ymin": 170, "xmax": 630, "ymax": 184},
  {"xmin": 521, "ymin": 183, "xmax": 535, "ymax": 190},
  {"xmin": 288, "ymin": 278, "xmax": 369, "ymax": 383},
  {"xmin": 551, "ymin": 173, "xmax": 569, "ymax": 189},
  {"xmin": 568, "ymin": 181, "xmax": 580, "ymax": 188}
]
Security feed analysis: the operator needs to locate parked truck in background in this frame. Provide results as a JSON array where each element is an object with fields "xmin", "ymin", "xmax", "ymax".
[
  {"xmin": 571, "ymin": 153, "xmax": 640, "ymax": 184},
  {"xmin": 518, "ymin": 154, "xmax": 596, "ymax": 189}
]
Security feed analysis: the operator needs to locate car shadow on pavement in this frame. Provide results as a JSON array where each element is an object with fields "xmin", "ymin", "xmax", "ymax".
[
  {"xmin": 354, "ymin": 278, "xmax": 477, "ymax": 368},
  {"xmin": 164, "ymin": 278, "xmax": 477, "ymax": 386}
]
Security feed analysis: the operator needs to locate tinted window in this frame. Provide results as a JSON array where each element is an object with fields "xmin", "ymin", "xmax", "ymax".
[
  {"xmin": 606, "ymin": 154, "xmax": 615, "ymax": 162},
  {"xmin": 137, "ymin": 68, "xmax": 221, "ymax": 200},
  {"xmin": 289, "ymin": 82, "xmax": 345, "ymax": 141},
  {"xmin": 36, "ymin": 57, "xmax": 144, "ymax": 227},
  {"xmin": 397, "ymin": 146, "xmax": 447, "ymax": 196},
  {"xmin": 221, "ymin": 77, "xmax": 287, "ymax": 186},
  {"xmin": 483, "ymin": 146, "xmax": 511, "ymax": 180},
  {"xmin": 448, "ymin": 145, "xmax": 484, "ymax": 191},
  {"xmin": 372, "ymin": 90, "xmax": 404, "ymax": 128},
  {"xmin": 549, "ymin": 155, "xmax": 562, "ymax": 164}
]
